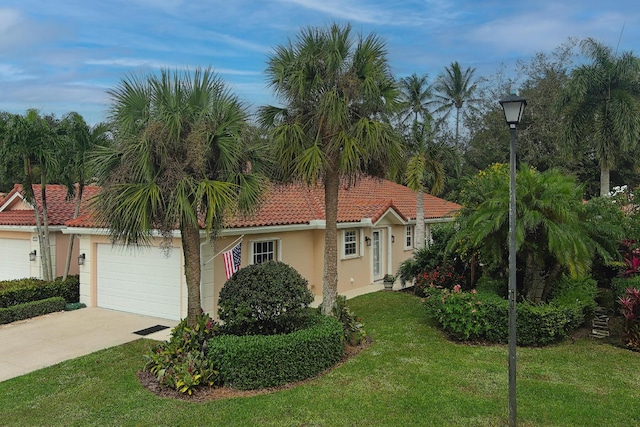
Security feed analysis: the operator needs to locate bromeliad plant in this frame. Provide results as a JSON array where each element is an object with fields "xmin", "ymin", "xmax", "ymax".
[
  {"xmin": 618, "ymin": 287, "xmax": 640, "ymax": 351},
  {"xmin": 144, "ymin": 312, "xmax": 219, "ymax": 394}
]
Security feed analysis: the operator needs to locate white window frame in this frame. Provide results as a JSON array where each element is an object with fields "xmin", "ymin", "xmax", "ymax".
[
  {"xmin": 250, "ymin": 238, "xmax": 281, "ymax": 264},
  {"xmin": 342, "ymin": 229, "xmax": 359, "ymax": 259},
  {"xmin": 404, "ymin": 225, "xmax": 413, "ymax": 250}
]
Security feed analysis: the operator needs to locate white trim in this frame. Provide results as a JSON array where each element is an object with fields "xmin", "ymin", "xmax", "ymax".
[
  {"xmin": 249, "ymin": 237, "xmax": 281, "ymax": 264},
  {"xmin": 341, "ymin": 229, "xmax": 359, "ymax": 260},
  {"xmin": 404, "ymin": 225, "xmax": 413, "ymax": 250},
  {"xmin": 0, "ymin": 191, "xmax": 28, "ymax": 212}
]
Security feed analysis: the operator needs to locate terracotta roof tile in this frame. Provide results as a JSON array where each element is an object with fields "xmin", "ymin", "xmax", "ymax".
[
  {"xmin": 60, "ymin": 177, "xmax": 460, "ymax": 229},
  {"xmin": 0, "ymin": 184, "xmax": 101, "ymax": 226}
]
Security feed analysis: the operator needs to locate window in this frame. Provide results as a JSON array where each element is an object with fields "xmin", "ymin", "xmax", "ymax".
[
  {"xmin": 405, "ymin": 226, "xmax": 413, "ymax": 249},
  {"xmin": 343, "ymin": 230, "xmax": 358, "ymax": 258},
  {"xmin": 252, "ymin": 240, "xmax": 277, "ymax": 264}
]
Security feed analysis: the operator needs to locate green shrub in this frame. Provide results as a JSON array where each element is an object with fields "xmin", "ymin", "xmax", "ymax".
[
  {"xmin": 332, "ymin": 295, "xmax": 367, "ymax": 345},
  {"xmin": 423, "ymin": 277, "xmax": 596, "ymax": 346},
  {"xmin": 0, "ymin": 276, "xmax": 79, "ymax": 308},
  {"xmin": 611, "ymin": 276, "xmax": 640, "ymax": 300},
  {"xmin": 0, "ymin": 297, "xmax": 66, "ymax": 325},
  {"xmin": 208, "ymin": 314, "xmax": 344, "ymax": 390},
  {"xmin": 475, "ymin": 276, "xmax": 507, "ymax": 298},
  {"xmin": 144, "ymin": 313, "xmax": 219, "ymax": 395},
  {"xmin": 218, "ymin": 261, "xmax": 314, "ymax": 336}
]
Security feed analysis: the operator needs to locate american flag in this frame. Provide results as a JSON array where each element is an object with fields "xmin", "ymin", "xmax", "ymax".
[{"xmin": 223, "ymin": 242, "xmax": 242, "ymax": 279}]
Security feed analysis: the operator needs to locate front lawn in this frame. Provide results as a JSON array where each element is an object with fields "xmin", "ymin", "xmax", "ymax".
[{"xmin": 1, "ymin": 291, "xmax": 638, "ymax": 426}]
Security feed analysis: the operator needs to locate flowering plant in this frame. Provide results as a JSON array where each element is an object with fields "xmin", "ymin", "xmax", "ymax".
[
  {"xmin": 421, "ymin": 284, "xmax": 487, "ymax": 340},
  {"xmin": 415, "ymin": 263, "xmax": 464, "ymax": 297},
  {"xmin": 619, "ymin": 287, "xmax": 640, "ymax": 351}
]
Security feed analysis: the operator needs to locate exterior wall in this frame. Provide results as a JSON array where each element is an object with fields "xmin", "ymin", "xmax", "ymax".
[{"xmin": 53, "ymin": 233, "xmax": 81, "ymax": 277}]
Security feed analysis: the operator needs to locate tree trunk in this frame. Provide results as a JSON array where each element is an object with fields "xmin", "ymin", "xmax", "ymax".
[
  {"xmin": 321, "ymin": 169, "xmax": 340, "ymax": 316},
  {"xmin": 415, "ymin": 190, "xmax": 425, "ymax": 249},
  {"xmin": 541, "ymin": 262, "xmax": 563, "ymax": 302},
  {"xmin": 22, "ymin": 159, "xmax": 48, "ymax": 281},
  {"xmin": 181, "ymin": 221, "xmax": 203, "ymax": 326},
  {"xmin": 40, "ymin": 179, "xmax": 53, "ymax": 281},
  {"xmin": 524, "ymin": 253, "xmax": 545, "ymax": 303},
  {"xmin": 455, "ymin": 107, "xmax": 461, "ymax": 148},
  {"xmin": 63, "ymin": 184, "xmax": 83, "ymax": 280},
  {"xmin": 600, "ymin": 167, "xmax": 611, "ymax": 197}
]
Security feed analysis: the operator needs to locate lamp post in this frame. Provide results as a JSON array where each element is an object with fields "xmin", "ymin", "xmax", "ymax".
[{"xmin": 499, "ymin": 93, "xmax": 526, "ymax": 427}]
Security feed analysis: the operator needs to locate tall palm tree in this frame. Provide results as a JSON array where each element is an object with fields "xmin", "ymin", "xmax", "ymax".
[
  {"xmin": 57, "ymin": 112, "xmax": 111, "ymax": 279},
  {"xmin": 93, "ymin": 68, "xmax": 265, "ymax": 326},
  {"xmin": 0, "ymin": 109, "xmax": 58, "ymax": 280},
  {"xmin": 558, "ymin": 38, "xmax": 640, "ymax": 197},
  {"xmin": 404, "ymin": 121, "xmax": 456, "ymax": 248},
  {"xmin": 259, "ymin": 23, "xmax": 403, "ymax": 315},
  {"xmin": 433, "ymin": 61, "xmax": 479, "ymax": 148},
  {"xmin": 398, "ymin": 73, "xmax": 432, "ymax": 124}
]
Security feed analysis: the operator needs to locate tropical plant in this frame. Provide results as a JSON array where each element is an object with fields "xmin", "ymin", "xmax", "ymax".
[
  {"xmin": 451, "ymin": 164, "xmax": 623, "ymax": 302},
  {"xmin": 259, "ymin": 23, "xmax": 402, "ymax": 315},
  {"xmin": 56, "ymin": 112, "xmax": 111, "ymax": 279},
  {"xmin": 433, "ymin": 61, "xmax": 480, "ymax": 148},
  {"xmin": 397, "ymin": 72, "xmax": 433, "ymax": 125},
  {"xmin": 93, "ymin": 67, "xmax": 265, "ymax": 326},
  {"xmin": 618, "ymin": 287, "xmax": 640, "ymax": 351},
  {"xmin": 0, "ymin": 110, "xmax": 60, "ymax": 280},
  {"xmin": 557, "ymin": 38, "xmax": 640, "ymax": 197}
]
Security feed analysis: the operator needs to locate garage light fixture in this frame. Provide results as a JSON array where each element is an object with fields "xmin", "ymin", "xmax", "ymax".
[
  {"xmin": 29, "ymin": 250, "xmax": 37, "ymax": 262},
  {"xmin": 365, "ymin": 236, "xmax": 371, "ymax": 246},
  {"xmin": 78, "ymin": 253, "xmax": 86, "ymax": 266}
]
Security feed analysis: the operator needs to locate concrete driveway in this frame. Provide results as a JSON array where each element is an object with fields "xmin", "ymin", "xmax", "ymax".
[{"xmin": 0, "ymin": 307, "xmax": 178, "ymax": 382}]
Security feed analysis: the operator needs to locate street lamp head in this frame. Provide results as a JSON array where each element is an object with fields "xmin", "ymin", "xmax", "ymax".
[{"xmin": 499, "ymin": 93, "xmax": 527, "ymax": 128}]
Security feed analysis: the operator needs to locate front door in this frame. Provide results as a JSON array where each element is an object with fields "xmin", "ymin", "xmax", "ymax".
[{"xmin": 371, "ymin": 230, "xmax": 383, "ymax": 282}]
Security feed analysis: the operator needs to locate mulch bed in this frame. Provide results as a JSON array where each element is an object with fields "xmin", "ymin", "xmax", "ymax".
[{"xmin": 137, "ymin": 336, "xmax": 372, "ymax": 402}]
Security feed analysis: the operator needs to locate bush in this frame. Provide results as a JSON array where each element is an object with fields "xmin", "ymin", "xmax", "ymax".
[
  {"xmin": 611, "ymin": 276, "xmax": 640, "ymax": 300},
  {"xmin": 332, "ymin": 295, "xmax": 367, "ymax": 345},
  {"xmin": 618, "ymin": 288, "xmax": 640, "ymax": 351},
  {"xmin": 423, "ymin": 276, "xmax": 596, "ymax": 346},
  {"xmin": 208, "ymin": 314, "xmax": 344, "ymax": 390},
  {"xmin": 0, "ymin": 276, "xmax": 79, "ymax": 308},
  {"xmin": 218, "ymin": 261, "xmax": 314, "ymax": 336},
  {"xmin": 414, "ymin": 263, "xmax": 465, "ymax": 297},
  {"xmin": 144, "ymin": 313, "xmax": 219, "ymax": 395},
  {"xmin": 0, "ymin": 297, "xmax": 66, "ymax": 325}
]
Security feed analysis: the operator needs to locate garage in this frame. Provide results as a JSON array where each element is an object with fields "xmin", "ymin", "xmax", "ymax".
[
  {"xmin": 96, "ymin": 244, "xmax": 182, "ymax": 320},
  {"xmin": 0, "ymin": 238, "xmax": 32, "ymax": 281}
]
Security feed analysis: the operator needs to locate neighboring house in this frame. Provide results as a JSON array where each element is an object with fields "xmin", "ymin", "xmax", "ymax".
[
  {"xmin": 0, "ymin": 184, "xmax": 100, "ymax": 281},
  {"xmin": 65, "ymin": 177, "xmax": 460, "ymax": 320}
]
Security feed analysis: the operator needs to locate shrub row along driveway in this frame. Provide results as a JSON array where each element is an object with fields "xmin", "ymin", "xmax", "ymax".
[{"xmin": 0, "ymin": 307, "xmax": 177, "ymax": 382}]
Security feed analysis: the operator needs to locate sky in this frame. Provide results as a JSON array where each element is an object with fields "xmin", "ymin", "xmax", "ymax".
[{"xmin": 0, "ymin": 0, "xmax": 638, "ymax": 125}]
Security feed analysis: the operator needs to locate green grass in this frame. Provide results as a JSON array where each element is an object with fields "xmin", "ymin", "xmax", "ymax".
[{"xmin": 1, "ymin": 291, "xmax": 639, "ymax": 426}]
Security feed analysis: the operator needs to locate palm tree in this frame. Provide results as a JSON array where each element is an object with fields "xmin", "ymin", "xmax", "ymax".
[
  {"xmin": 451, "ymin": 164, "xmax": 622, "ymax": 302},
  {"xmin": 93, "ymin": 68, "xmax": 265, "ymax": 326},
  {"xmin": 558, "ymin": 38, "xmax": 640, "ymax": 197},
  {"xmin": 259, "ymin": 23, "xmax": 403, "ymax": 315},
  {"xmin": 398, "ymin": 73, "xmax": 432, "ymax": 124},
  {"xmin": 404, "ymin": 121, "xmax": 457, "ymax": 249},
  {"xmin": 57, "ymin": 112, "xmax": 111, "ymax": 279},
  {"xmin": 433, "ymin": 61, "xmax": 479, "ymax": 148},
  {"xmin": 0, "ymin": 110, "xmax": 59, "ymax": 280}
]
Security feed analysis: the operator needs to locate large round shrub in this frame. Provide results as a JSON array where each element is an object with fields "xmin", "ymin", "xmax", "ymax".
[{"xmin": 218, "ymin": 261, "xmax": 314, "ymax": 335}]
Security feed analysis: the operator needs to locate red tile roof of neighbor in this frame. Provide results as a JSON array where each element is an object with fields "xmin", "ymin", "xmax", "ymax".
[
  {"xmin": 61, "ymin": 177, "xmax": 460, "ymax": 229},
  {"xmin": 0, "ymin": 184, "xmax": 101, "ymax": 226}
]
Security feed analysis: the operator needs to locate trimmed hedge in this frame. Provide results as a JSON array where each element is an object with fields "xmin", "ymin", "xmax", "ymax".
[
  {"xmin": 0, "ymin": 297, "xmax": 66, "ymax": 325},
  {"xmin": 423, "ymin": 277, "xmax": 597, "ymax": 346},
  {"xmin": 0, "ymin": 276, "xmax": 79, "ymax": 308},
  {"xmin": 208, "ymin": 314, "xmax": 344, "ymax": 390}
]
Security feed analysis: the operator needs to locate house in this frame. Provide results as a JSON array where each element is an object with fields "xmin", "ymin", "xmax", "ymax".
[
  {"xmin": 0, "ymin": 184, "xmax": 100, "ymax": 281},
  {"xmin": 0, "ymin": 178, "xmax": 460, "ymax": 321}
]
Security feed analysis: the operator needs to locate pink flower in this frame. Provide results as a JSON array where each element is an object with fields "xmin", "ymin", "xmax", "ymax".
[
  {"xmin": 471, "ymin": 289, "xmax": 477, "ymax": 294},
  {"xmin": 453, "ymin": 284, "xmax": 461, "ymax": 293},
  {"xmin": 471, "ymin": 309, "xmax": 477, "ymax": 314}
]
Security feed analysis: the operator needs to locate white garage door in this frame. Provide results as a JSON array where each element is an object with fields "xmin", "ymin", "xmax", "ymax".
[
  {"xmin": 97, "ymin": 244, "xmax": 182, "ymax": 320},
  {"xmin": 0, "ymin": 238, "xmax": 32, "ymax": 281}
]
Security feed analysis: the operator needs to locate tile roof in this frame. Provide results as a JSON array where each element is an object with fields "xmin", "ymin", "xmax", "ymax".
[
  {"xmin": 229, "ymin": 177, "xmax": 460, "ymax": 228},
  {"xmin": 64, "ymin": 177, "xmax": 460, "ymax": 229},
  {"xmin": 0, "ymin": 184, "xmax": 101, "ymax": 226}
]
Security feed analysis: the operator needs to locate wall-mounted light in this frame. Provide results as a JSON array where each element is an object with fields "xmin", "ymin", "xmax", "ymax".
[
  {"xmin": 29, "ymin": 250, "xmax": 37, "ymax": 262},
  {"xmin": 391, "ymin": 235, "xmax": 395, "ymax": 244},
  {"xmin": 365, "ymin": 236, "xmax": 371, "ymax": 246},
  {"xmin": 78, "ymin": 253, "xmax": 86, "ymax": 266}
]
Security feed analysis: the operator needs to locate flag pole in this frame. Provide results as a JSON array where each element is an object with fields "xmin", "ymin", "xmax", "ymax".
[{"xmin": 202, "ymin": 234, "xmax": 244, "ymax": 266}]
